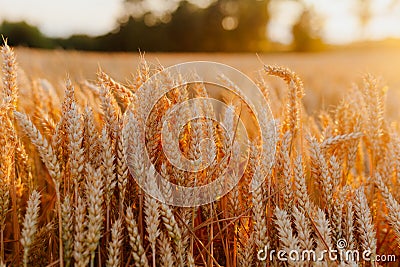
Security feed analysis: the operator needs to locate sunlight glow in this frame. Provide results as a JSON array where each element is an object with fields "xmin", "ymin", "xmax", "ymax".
[
  {"xmin": 269, "ymin": 0, "xmax": 400, "ymax": 44},
  {"xmin": 222, "ymin": 16, "xmax": 239, "ymax": 31}
]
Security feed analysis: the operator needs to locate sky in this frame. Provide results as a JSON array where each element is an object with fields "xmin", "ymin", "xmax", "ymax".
[
  {"xmin": 1, "ymin": 0, "xmax": 400, "ymax": 44},
  {"xmin": 270, "ymin": 0, "xmax": 400, "ymax": 44},
  {"xmin": 0, "ymin": 0, "xmax": 124, "ymax": 37}
]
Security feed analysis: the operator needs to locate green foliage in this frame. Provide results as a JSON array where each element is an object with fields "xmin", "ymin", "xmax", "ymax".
[
  {"xmin": 291, "ymin": 8, "xmax": 325, "ymax": 52},
  {"xmin": 0, "ymin": 0, "xmax": 326, "ymax": 52},
  {"xmin": 0, "ymin": 21, "xmax": 54, "ymax": 49},
  {"xmin": 98, "ymin": 0, "xmax": 270, "ymax": 52}
]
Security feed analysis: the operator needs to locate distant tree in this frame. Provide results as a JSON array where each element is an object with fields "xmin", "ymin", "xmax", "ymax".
[
  {"xmin": 56, "ymin": 35, "xmax": 100, "ymax": 50},
  {"xmin": 119, "ymin": 0, "xmax": 271, "ymax": 52},
  {"xmin": 356, "ymin": 0, "xmax": 372, "ymax": 38},
  {"xmin": 0, "ymin": 0, "xmax": 275, "ymax": 52},
  {"xmin": 96, "ymin": 15, "xmax": 170, "ymax": 52},
  {"xmin": 291, "ymin": 5, "xmax": 324, "ymax": 51},
  {"xmin": 0, "ymin": 21, "xmax": 54, "ymax": 48}
]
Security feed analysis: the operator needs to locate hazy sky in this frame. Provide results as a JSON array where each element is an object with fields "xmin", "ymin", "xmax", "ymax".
[
  {"xmin": 1, "ymin": 0, "xmax": 400, "ymax": 44},
  {"xmin": 270, "ymin": 0, "xmax": 400, "ymax": 44},
  {"xmin": 0, "ymin": 0, "xmax": 124, "ymax": 37}
]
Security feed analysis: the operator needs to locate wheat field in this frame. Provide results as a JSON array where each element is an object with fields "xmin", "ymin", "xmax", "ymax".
[{"xmin": 1, "ymin": 41, "xmax": 400, "ymax": 267}]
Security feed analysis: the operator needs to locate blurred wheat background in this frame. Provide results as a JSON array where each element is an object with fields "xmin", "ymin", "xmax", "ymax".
[{"xmin": 1, "ymin": 40, "xmax": 400, "ymax": 267}]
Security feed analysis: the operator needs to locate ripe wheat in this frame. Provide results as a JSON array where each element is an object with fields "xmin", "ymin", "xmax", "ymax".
[{"xmin": 0, "ymin": 40, "xmax": 399, "ymax": 266}]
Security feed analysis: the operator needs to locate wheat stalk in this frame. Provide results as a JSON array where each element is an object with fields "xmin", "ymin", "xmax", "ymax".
[
  {"xmin": 1, "ymin": 39, "xmax": 18, "ymax": 107},
  {"xmin": 68, "ymin": 101, "xmax": 85, "ymax": 198},
  {"xmin": 14, "ymin": 111, "xmax": 64, "ymax": 265},
  {"xmin": 158, "ymin": 232, "xmax": 175, "ymax": 267},
  {"xmin": 375, "ymin": 174, "xmax": 400, "ymax": 246},
  {"xmin": 252, "ymin": 164, "xmax": 268, "ymax": 252},
  {"xmin": 264, "ymin": 65, "xmax": 304, "ymax": 138},
  {"xmin": 294, "ymin": 155, "xmax": 311, "ymax": 213},
  {"xmin": 20, "ymin": 190, "xmax": 40, "ymax": 267},
  {"xmin": 126, "ymin": 206, "xmax": 149, "ymax": 267},
  {"xmin": 73, "ymin": 196, "xmax": 89, "ymax": 267},
  {"xmin": 354, "ymin": 187, "xmax": 377, "ymax": 257},
  {"xmin": 144, "ymin": 172, "xmax": 160, "ymax": 267},
  {"xmin": 61, "ymin": 196, "xmax": 74, "ymax": 267},
  {"xmin": 313, "ymin": 208, "xmax": 333, "ymax": 265},
  {"xmin": 85, "ymin": 164, "xmax": 104, "ymax": 267},
  {"xmin": 14, "ymin": 111, "xmax": 62, "ymax": 184},
  {"xmin": 275, "ymin": 206, "xmax": 300, "ymax": 266},
  {"xmin": 2, "ymin": 43, "xmax": 400, "ymax": 267},
  {"xmin": 293, "ymin": 206, "xmax": 314, "ymax": 251},
  {"xmin": 101, "ymin": 126, "xmax": 116, "ymax": 243},
  {"xmin": 106, "ymin": 218, "xmax": 123, "ymax": 267},
  {"xmin": 98, "ymin": 69, "xmax": 133, "ymax": 108}
]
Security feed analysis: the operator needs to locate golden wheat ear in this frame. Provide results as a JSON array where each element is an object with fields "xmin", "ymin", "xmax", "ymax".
[
  {"xmin": 125, "ymin": 206, "xmax": 149, "ymax": 267},
  {"xmin": 73, "ymin": 196, "xmax": 89, "ymax": 267},
  {"xmin": 106, "ymin": 218, "xmax": 123, "ymax": 267},
  {"xmin": 97, "ymin": 69, "xmax": 133, "ymax": 108},
  {"xmin": 354, "ymin": 187, "xmax": 377, "ymax": 257},
  {"xmin": 375, "ymin": 174, "xmax": 400, "ymax": 247},
  {"xmin": 274, "ymin": 206, "xmax": 300, "ymax": 266},
  {"xmin": 20, "ymin": 190, "xmax": 41, "ymax": 267},
  {"xmin": 1, "ymin": 37, "xmax": 18, "ymax": 108},
  {"xmin": 4, "ymin": 39, "xmax": 400, "ymax": 267}
]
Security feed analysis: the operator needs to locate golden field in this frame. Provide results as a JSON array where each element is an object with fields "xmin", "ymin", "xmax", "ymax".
[
  {"xmin": 13, "ymin": 47, "xmax": 400, "ymax": 119},
  {"xmin": 1, "ymin": 44, "xmax": 400, "ymax": 266}
]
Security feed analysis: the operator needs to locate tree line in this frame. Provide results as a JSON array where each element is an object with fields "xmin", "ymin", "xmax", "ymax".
[{"xmin": 1, "ymin": 0, "xmax": 327, "ymax": 52}]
